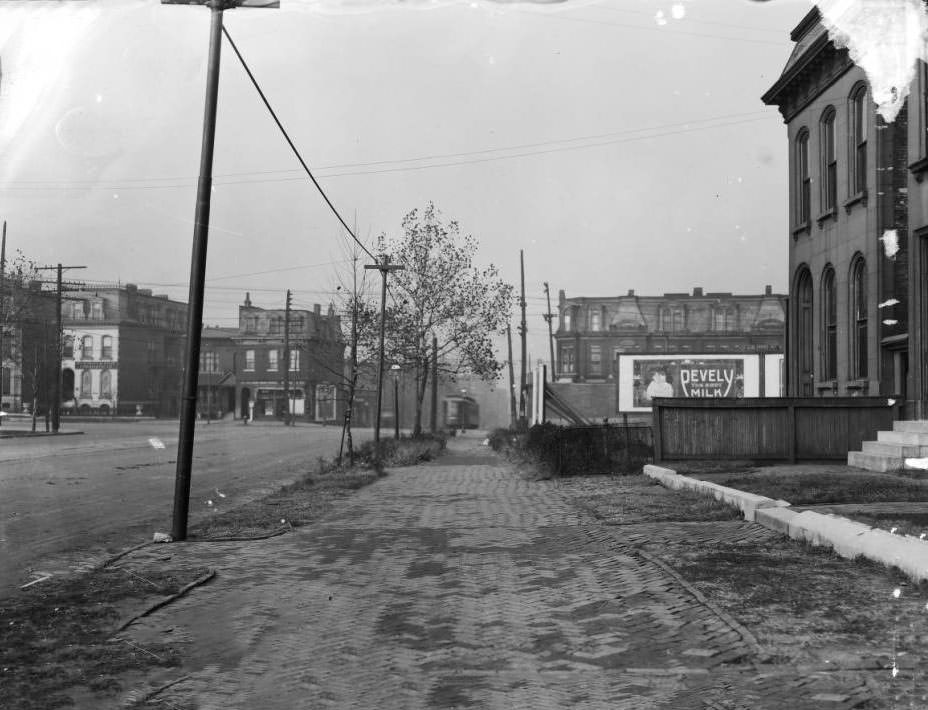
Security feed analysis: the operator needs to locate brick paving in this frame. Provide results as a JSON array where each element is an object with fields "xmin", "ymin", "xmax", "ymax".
[{"xmin": 108, "ymin": 437, "xmax": 916, "ymax": 709}]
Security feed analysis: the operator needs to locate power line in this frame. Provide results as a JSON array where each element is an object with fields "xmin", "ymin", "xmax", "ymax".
[
  {"xmin": 0, "ymin": 109, "xmax": 773, "ymax": 191},
  {"xmin": 220, "ymin": 24, "xmax": 377, "ymax": 263}
]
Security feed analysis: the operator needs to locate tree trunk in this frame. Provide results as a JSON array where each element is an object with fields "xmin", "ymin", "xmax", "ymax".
[{"xmin": 413, "ymin": 355, "xmax": 428, "ymax": 436}]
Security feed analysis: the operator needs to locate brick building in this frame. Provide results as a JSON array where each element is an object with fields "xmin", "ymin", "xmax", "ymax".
[
  {"xmin": 553, "ymin": 286, "xmax": 785, "ymax": 418},
  {"xmin": 762, "ymin": 7, "xmax": 926, "ymax": 417},
  {"xmin": 211, "ymin": 294, "xmax": 344, "ymax": 421},
  {"xmin": 1, "ymin": 281, "xmax": 57, "ymax": 415},
  {"xmin": 61, "ymin": 284, "xmax": 187, "ymax": 416}
]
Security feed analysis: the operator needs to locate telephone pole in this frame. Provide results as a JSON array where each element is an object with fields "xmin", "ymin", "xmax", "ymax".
[
  {"xmin": 506, "ymin": 323, "xmax": 517, "ymax": 428},
  {"xmin": 0, "ymin": 222, "xmax": 5, "ymax": 428},
  {"xmin": 543, "ymin": 281, "xmax": 556, "ymax": 382},
  {"xmin": 283, "ymin": 289, "xmax": 291, "ymax": 425},
  {"xmin": 364, "ymin": 255, "xmax": 404, "ymax": 444},
  {"xmin": 519, "ymin": 250, "xmax": 527, "ymax": 426},
  {"xmin": 36, "ymin": 264, "xmax": 86, "ymax": 433}
]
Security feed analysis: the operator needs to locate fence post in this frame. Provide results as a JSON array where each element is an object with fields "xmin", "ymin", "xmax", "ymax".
[
  {"xmin": 787, "ymin": 402, "xmax": 797, "ymax": 464},
  {"xmin": 653, "ymin": 403, "xmax": 663, "ymax": 464},
  {"xmin": 622, "ymin": 412, "xmax": 630, "ymax": 466}
]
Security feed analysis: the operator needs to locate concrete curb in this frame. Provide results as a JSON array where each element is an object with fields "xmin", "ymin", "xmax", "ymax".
[
  {"xmin": 643, "ymin": 465, "xmax": 789, "ymax": 522},
  {"xmin": 644, "ymin": 464, "xmax": 928, "ymax": 583}
]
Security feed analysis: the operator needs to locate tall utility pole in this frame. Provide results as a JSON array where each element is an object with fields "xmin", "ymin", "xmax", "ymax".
[
  {"xmin": 283, "ymin": 289, "xmax": 291, "ymax": 425},
  {"xmin": 519, "ymin": 250, "xmax": 527, "ymax": 426},
  {"xmin": 0, "ymin": 221, "xmax": 5, "ymax": 428},
  {"xmin": 36, "ymin": 264, "xmax": 86, "ymax": 433},
  {"xmin": 430, "ymin": 335, "xmax": 438, "ymax": 433},
  {"xmin": 506, "ymin": 323, "xmax": 517, "ymax": 428},
  {"xmin": 543, "ymin": 281, "xmax": 556, "ymax": 382},
  {"xmin": 163, "ymin": 0, "xmax": 278, "ymax": 542},
  {"xmin": 364, "ymin": 255, "xmax": 403, "ymax": 445}
]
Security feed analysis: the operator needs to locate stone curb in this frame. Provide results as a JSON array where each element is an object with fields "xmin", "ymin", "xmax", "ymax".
[{"xmin": 644, "ymin": 464, "xmax": 928, "ymax": 583}]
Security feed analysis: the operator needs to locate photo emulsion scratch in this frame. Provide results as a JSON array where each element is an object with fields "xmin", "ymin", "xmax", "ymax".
[{"xmin": 3, "ymin": 0, "xmax": 928, "ymax": 707}]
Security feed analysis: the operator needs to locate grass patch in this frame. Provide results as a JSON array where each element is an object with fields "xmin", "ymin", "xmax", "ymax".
[
  {"xmin": 705, "ymin": 471, "xmax": 928, "ymax": 505},
  {"xmin": 848, "ymin": 512, "xmax": 928, "ymax": 537},
  {"xmin": 0, "ymin": 565, "xmax": 208, "ymax": 709},
  {"xmin": 189, "ymin": 464, "xmax": 380, "ymax": 540}
]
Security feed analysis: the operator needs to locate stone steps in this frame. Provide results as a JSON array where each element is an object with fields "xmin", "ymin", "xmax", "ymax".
[{"xmin": 848, "ymin": 421, "xmax": 928, "ymax": 472}]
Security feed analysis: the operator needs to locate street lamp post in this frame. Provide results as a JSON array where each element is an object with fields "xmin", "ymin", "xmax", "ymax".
[{"xmin": 391, "ymin": 363, "xmax": 401, "ymax": 440}]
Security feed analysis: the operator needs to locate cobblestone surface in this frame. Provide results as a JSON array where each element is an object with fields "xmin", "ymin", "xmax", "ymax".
[{"xmin": 107, "ymin": 437, "xmax": 924, "ymax": 708}]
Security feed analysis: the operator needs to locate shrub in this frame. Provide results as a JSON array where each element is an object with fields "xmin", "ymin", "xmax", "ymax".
[{"xmin": 356, "ymin": 432, "xmax": 448, "ymax": 471}]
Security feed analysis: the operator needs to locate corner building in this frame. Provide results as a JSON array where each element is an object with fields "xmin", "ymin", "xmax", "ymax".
[{"xmin": 763, "ymin": 7, "xmax": 926, "ymax": 416}]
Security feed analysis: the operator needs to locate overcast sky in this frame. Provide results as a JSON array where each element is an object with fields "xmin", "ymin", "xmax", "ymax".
[{"xmin": 0, "ymin": 0, "xmax": 810, "ymax": 366}]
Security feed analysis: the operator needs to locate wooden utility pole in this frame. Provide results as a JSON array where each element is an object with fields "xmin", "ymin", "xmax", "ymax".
[
  {"xmin": 339, "ymin": 250, "xmax": 360, "ymax": 464},
  {"xmin": 283, "ymin": 289, "xmax": 292, "ymax": 425},
  {"xmin": 36, "ymin": 264, "xmax": 86, "ymax": 433},
  {"xmin": 364, "ymin": 255, "xmax": 404, "ymax": 444},
  {"xmin": 0, "ymin": 221, "xmax": 5, "ymax": 427},
  {"xmin": 506, "ymin": 324, "xmax": 517, "ymax": 428},
  {"xmin": 430, "ymin": 335, "xmax": 438, "ymax": 433},
  {"xmin": 519, "ymin": 250, "xmax": 527, "ymax": 426},
  {"xmin": 543, "ymin": 281, "xmax": 556, "ymax": 382}
]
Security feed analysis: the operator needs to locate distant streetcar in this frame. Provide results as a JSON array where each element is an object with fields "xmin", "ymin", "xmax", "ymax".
[{"xmin": 442, "ymin": 395, "xmax": 479, "ymax": 430}]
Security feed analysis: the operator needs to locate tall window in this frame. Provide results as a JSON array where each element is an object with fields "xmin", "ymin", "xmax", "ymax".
[
  {"xmin": 795, "ymin": 129, "xmax": 811, "ymax": 224},
  {"xmin": 80, "ymin": 370, "xmax": 92, "ymax": 397},
  {"xmin": 101, "ymin": 335, "xmax": 113, "ymax": 360},
  {"xmin": 100, "ymin": 370, "xmax": 112, "ymax": 398},
  {"xmin": 796, "ymin": 268, "xmax": 814, "ymax": 395},
  {"xmin": 91, "ymin": 302, "xmax": 103, "ymax": 320},
  {"xmin": 563, "ymin": 310, "xmax": 571, "ymax": 332},
  {"xmin": 821, "ymin": 266, "xmax": 837, "ymax": 380},
  {"xmin": 289, "ymin": 350, "xmax": 300, "ymax": 371},
  {"xmin": 589, "ymin": 345, "xmax": 602, "ymax": 376},
  {"xmin": 200, "ymin": 351, "xmax": 219, "ymax": 372},
  {"xmin": 63, "ymin": 336, "xmax": 74, "ymax": 359},
  {"xmin": 244, "ymin": 350, "xmax": 255, "ymax": 371},
  {"xmin": 561, "ymin": 346, "xmax": 575, "ymax": 373},
  {"xmin": 850, "ymin": 256, "xmax": 868, "ymax": 379},
  {"xmin": 81, "ymin": 335, "xmax": 93, "ymax": 360},
  {"xmin": 850, "ymin": 85, "xmax": 868, "ymax": 195},
  {"xmin": 268, "ymin": 349, "xmax": 279, "ymax": 372},
  {"xmin": 590, "ymin": 311, "xmax": 601, "ymax": 332},
  {"xmin": 821, "ymin": 108, "xmax": 837, "ymax": 212}
]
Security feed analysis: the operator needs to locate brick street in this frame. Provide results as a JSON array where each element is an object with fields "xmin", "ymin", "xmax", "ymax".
[{"xmin": 112, "ymin": 436, "xmax": 922, "ymax": 709}]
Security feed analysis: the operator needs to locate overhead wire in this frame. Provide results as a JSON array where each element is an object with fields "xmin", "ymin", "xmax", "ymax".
[{"xmin": 220, "ymin": 23, "xmax": 377, "ymax": 263}]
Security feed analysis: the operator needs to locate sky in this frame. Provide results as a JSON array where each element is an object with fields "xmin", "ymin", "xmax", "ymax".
[{"xmin": 0, "ymin": 0, "xmax": 812, "ymax": 369}]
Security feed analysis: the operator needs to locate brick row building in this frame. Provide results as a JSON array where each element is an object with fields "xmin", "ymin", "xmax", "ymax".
[{"xmin": 762, "ymin": 6, "xmax": 927, "ymax": 418}]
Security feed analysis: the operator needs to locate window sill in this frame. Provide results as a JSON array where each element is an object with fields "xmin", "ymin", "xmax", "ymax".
[
  {"xmin": 845, "ymin": 379, "xmax": 869, "ymax": 393},
  {"xmin": 816, "ymin": 380, "xmax": 838, "ymax": 393},
  {"xmin": 843, "ymin": 190, "xmax": 867, "ymax": 214},
  {"xmin": 791, "ymin": 221, "xmax": 811, "ymax": 239},
  {"xmin": 909, "ymin": 156, "xmax": 928, "ymax": 182},
  {"xmin": 816, "ymin": 208, "xmax": 837, "ymax": 227}
]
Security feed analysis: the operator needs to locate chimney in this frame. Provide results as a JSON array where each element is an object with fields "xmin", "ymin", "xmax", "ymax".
[
  {"xmin": 314, "ymin": 303, "xmax": 321, "ymax": 316},
  {"xmin": 627, "ymin": 289, "xmax": 635, "ymax": 297},
  {"xmin": 693, "ymin": 287, "xmax": 703, "ymax": 297},
  {"xmin": 765, "ymin": 284, "xmax": 772, "ymax": 295},
  {"xmin": 558, "ymin": 289, "xmax": 565, "ymax": 305},
  {"xmin": 244, "ymin": 292, "xmax": 252, "ymax": 307}
]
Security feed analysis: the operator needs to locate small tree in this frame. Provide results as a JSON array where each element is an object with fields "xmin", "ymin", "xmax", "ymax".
[{"xmin": 376, "ymin": 203, "xmax": 513, "ymax": 435}]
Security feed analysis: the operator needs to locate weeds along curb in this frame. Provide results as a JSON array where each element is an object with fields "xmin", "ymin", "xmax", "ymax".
[
  {"xmin": 645, "ymin": 464, "xmax": 928, "ymax": 584},
  {"xmin": 111, "ymin": 568, "xmax": 216, "ymax": 636}
]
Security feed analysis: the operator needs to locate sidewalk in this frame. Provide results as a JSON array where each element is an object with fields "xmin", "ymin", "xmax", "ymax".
[{"xmin": 103, "ymin": 436, "xmax": 920, "ymax": 708}]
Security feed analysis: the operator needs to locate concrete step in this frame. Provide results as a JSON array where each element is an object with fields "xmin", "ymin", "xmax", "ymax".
[
  {"xmin": 893, "ymin": 420, "xmax": 928, "ymax": 434},
  {"xmin": 877, "ymin": 430, "xmax": 928, "ymax": 446},
  {"xmin": 861, "ymin": 440, "xmax": 928, "ymax": 457},
  {"xmin": 847, "ymin": 450, "xmax": 904, "ymax": 472}
]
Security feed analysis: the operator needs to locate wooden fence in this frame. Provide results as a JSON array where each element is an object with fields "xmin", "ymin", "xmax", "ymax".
[{"xmin": 652, "ymin": 397, "xmax": 900, "ymax": 463}]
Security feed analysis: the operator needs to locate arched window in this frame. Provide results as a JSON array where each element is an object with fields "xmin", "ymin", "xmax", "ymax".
[
  {"xmin": 795, "ymin": 129, "xmax": 811, "ymax": 225},
  {"xmin": 821, "ymin": 266, "xmax": 837, "ymax": 381},
  {"xmin": 80, "ymin": 370, "xmax": 92, "ymax": 397},
  {"xmin": 849, "ymin": 84, "xmax": 868, "ymax": 195},
  {"xmin": 101, "ymin": 335, "xmax": 113, "ymax": 360},
  {"xmin": 100, "ymin": 370, "xmax": 112, "ymax": 399},
  {"xmin": 81, "ymin": 335, "xmax": 94, "ymax": 360},
  {"xmin": 820, "ymin": 108, "xmax": 837, "ymax": 212},
  {"xmin": 850, "ymin": 256, "xmax": 868, "ymax": 379},
  {"xmin": 795, "ymin": 267, "xmax": 814, "ymax": 395}
]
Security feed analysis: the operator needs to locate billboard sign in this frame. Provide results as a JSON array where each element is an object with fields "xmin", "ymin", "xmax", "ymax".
[{"xmin": 619, "ymin": 354, "xmax": 759, "ymax": 412}]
